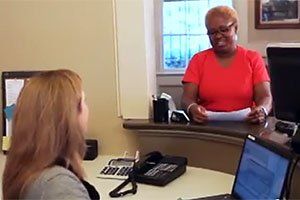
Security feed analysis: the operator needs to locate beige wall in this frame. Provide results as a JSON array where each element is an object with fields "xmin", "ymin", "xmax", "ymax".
[
  {"xmin": 1, "ymin": 0, "xmax": 300, "ymax": 156},
  {"xmin": 0, "ymin": 0, "xmax": 138, "ymax": 155},
  {"xmin": 115, "ymin": 0, "xmax": 157, "ymax": 119},
  {"xmin": 247, "ymin": 0, "xmax": 300, "ymax": 56}
]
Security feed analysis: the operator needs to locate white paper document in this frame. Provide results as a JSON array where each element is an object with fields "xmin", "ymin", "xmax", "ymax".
[
  {"xmin": 5, "ymin": 119, "xmax": 12, "ymax": 137},
  {"xmin": 5, "ymin": 79, "xmax": 25, "ymax": 136},
  {"xmin": 206, "ymin": 107, "xmax": 251, "ymax": 121},
  {"xmin": 5, "ymin": 79, "xmax": 24, "ymax": 106}
]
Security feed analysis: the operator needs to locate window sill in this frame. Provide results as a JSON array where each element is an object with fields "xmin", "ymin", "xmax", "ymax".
[{"xmin": 156, "ymin": 71, "xmax": 185, "ymax": 76}]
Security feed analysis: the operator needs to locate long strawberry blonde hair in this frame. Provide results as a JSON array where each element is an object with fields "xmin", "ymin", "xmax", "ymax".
[{"xmin": 2, "ymin": 69, "xmax": 86, "ymax": 199}]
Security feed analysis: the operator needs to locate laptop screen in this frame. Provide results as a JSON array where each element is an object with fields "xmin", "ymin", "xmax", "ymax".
[{"xmin": 232, "ymin": 137, "xmax": 290, "ymax": 199}]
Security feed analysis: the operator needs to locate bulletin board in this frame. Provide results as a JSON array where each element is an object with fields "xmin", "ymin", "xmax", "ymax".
[{"xmin": 2, "ymin": 71, "xmax": 41, "ymax": 153}]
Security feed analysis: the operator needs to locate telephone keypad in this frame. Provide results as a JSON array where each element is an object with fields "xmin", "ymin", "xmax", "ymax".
[
  {"xmin": 98, "ymin": 159, "xmax": 134, "ymax": 180},
  {"xmin": 144, "ymin": 163, "xmax": 178, "ymax": 178}
]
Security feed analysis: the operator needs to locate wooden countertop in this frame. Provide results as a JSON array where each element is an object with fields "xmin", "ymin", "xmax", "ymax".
[{"xmin": 123, "ymin": 117, "xmax": 291, "ymax": 146}]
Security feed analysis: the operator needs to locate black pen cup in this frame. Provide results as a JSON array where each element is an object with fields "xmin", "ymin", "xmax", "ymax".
[{"xmin": 153, "ymin": 98, "xmax": 169, "ymax": 123}]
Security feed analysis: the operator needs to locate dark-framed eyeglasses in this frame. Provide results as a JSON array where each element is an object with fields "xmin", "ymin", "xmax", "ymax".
[{"xmin": 207, "ymin": 22, "xmax": 236, "ymax": 37}]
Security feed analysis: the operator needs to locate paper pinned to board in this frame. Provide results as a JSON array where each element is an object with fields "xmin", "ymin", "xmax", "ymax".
[
  {"xmin": 5, "ymin": 79, "xmax": 24, "ymax": 106},
  {"xmin": 4, "ymin": 104, "xmax": 16, "ymax": 120},
  {"xmin": 5, "ymin": 119, "xmax": 12, "ymax": 137},
  {"xmin": 206, "ymin": 107, "xmax": 251, "ymax": 121},
  {"xmin": 2, "ymin": 136, "xmax": 11, "ymax": 151}
]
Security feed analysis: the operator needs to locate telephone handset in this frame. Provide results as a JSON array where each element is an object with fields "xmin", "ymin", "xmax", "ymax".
[
  {"xmin": 134, "ymin": 151, "xmax": 187, "ymax": 186},
  {"xmin": 135, "ymin": 151, "xmax": 163, "ymax": 171}
]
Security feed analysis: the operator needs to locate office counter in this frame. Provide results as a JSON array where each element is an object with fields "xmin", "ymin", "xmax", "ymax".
[
  {"xmin": 123, "ymin": 117, "xmax": 290, "ymax": 170},
  {"xmin": 123, "ymin": 117, "xmax": 289, "ymax": 144},
  {"xmin": 0, "ymin": 154, "xmax": 234, "ymax": 200},
  {"xmin": 123, "ymin": 117, "xmax": 290, "ymax": 173},
  {"xmin": 123, "ymin": 117, "xmax": 300, "ymax": 199},
  {"xmin": 84, "ymin": 156, "xmax": 234, "ymax": 200}
]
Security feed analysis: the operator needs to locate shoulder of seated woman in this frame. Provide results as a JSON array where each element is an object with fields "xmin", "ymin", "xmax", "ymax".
[
  {"xmin": 25, "ymin": 166, "xmax": 89, "ymax": 199},
  {"xmin": 38, "ymin": 166, "xmax": 80, "ymax": 183},
  {"xmin": 25, "ymin": 166, "xmax": 90, "ymax": 199}
]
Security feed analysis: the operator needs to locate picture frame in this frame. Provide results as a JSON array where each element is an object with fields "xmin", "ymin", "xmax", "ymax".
[{"xmin": 255, "ymin": 0, "xmax": 300, "ymax": 29}]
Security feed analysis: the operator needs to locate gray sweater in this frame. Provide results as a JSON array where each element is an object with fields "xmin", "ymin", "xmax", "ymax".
[{"xmin": 24, "ymin": 166, "xmax": 90, "ymax": 199}]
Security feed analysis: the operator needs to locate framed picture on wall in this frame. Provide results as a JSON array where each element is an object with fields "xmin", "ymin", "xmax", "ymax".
[{"xmin": 255, "ymin": 0, "xmax": 300, "ymax": 29}]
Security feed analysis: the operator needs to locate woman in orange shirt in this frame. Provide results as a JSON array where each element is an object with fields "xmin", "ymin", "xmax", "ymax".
[{"xmin": 181, "ymin": 6, "xmax": 272, "ymax": 124}]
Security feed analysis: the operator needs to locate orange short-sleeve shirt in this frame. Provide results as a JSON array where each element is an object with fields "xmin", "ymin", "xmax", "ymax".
[{"xmin": 182, "ymin": 46, "xmax": 270, "ymax": 112}]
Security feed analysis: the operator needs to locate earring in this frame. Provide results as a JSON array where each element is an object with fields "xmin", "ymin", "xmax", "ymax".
[{"xmin": 234, "ymin": 34, "xmax": 238, "ymax": 41}]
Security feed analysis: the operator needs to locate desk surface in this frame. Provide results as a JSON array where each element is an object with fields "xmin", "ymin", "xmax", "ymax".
[
  {"xmin": 85, "ymin": 156, "xmax": 234, "ymax": 200},
  {"xmin": 124, "ymin": 118, "xmax": 268, "ymax": 136},
  {"xmin": 123, "ymin": 117, "xmax": 290, "ymax": 146},
  {"xmin": 0, "ymin": 154, "xmax": 234, "ymax": 200}
]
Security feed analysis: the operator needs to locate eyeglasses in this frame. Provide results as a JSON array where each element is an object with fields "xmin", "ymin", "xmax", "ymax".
[{"xmin": 207, "ymin": 22, "xmax": 236, "ymax": 37}]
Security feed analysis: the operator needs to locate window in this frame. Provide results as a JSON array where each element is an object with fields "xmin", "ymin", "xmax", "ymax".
[{"xmin": 161, "ymin": 0, "xmax": 233, "ymax": 71}]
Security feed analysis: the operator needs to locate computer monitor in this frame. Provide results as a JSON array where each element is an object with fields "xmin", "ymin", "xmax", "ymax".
[{"xmin": 267, "ymin": 43, "xmax": 300, "ymax": 124}]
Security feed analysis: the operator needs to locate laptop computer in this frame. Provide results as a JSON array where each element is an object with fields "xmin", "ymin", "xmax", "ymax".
[{"xmin": 197, "ymin": 134, "xmax": 293, "ymax": 200}]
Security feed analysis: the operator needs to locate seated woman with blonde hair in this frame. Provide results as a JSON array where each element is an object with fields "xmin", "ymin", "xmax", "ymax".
[{"xmin": 2, "ymin": 69, "xmax": 99, "ymax": 199}]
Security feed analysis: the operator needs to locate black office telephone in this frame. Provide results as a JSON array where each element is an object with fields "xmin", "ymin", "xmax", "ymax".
[
  {"xmin": 109, "ymin": 151, "xmax": 187, "ymax": 198},
  {"xmin": 134, "ymin": 151, "xmax": 188, "ymax": 186}
]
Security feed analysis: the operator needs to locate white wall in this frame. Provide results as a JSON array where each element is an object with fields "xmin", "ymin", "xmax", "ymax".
[{"xmin": 116, "ymin": 0, "xmax": 156, "ymax": 119}]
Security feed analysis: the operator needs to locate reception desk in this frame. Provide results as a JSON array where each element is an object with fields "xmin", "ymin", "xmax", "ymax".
[
  {"xmin": 123, "ymin": 117, "xmax": 300, "ymax": 199},
  {"xmin": 84, "ymin": 155, "xmax": 234, "ymax": 200},
  {"xmin": 123, "ymin": 117, "xmax": 290, "ymax": 172},
  {"xmin": 0, "ymin": 154, "xmax": 234, "ymax": 200},
  {"xmin": 123, "ymin": 117, "xmax": 289, "ymax": 145}
]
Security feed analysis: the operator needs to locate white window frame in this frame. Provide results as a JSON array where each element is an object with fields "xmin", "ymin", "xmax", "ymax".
[
  {"xmin": 155, "ymin": 0, "xmax": 237, "ymax": 75},
  {"xmin": 155, "ymin": 0, "xmax": 185, "ymax": 75}
]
